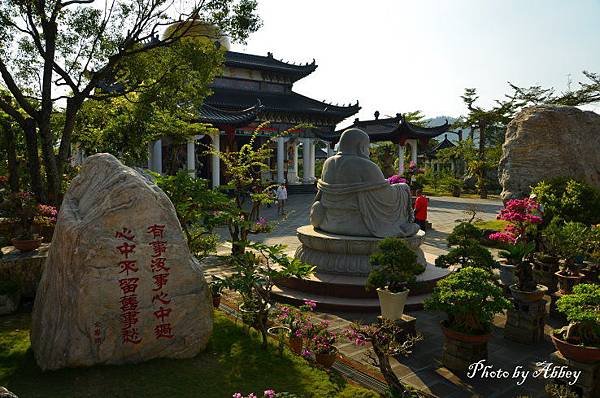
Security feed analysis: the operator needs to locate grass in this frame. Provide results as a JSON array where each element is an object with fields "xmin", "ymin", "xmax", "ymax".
[
  {"xmin": 473, "ymin": 219, "xmax": 508, "ymax": 232},
  {"xmin": 0, "ymin": 311, "xmax": 378, "ymax": 398}
]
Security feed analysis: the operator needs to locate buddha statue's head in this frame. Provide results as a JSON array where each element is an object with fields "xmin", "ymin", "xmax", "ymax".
[{"xmin": 338, "ymin": 128, "xmax": 370, "ymax": 159}]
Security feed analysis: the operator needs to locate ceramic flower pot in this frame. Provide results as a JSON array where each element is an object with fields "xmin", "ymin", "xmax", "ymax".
[
  {"xmin": 440, "ymin": 322, "xmax": 491, "ymax": 344},
  {"xmin": 289, "ymin": 335, "xmax": 303, "ymax": 355},
  {"xmin": 551, "ymin": 333, "xmax": 600, "ymax": 363},
  {"xmin": 212, "ymin": 294, "xmax": 221, "ymax": 309},
  {"xmin": 315, "ymin": 347, "xmax": 338, "ymax": 368},
  {"xmin": 509, "ymin": 284, "xmax": 548, "ymax": 303},
  {"xmin": 11, "ymin": 237, "xmax": 43, "ymax": 252},
  {"xmin": 376, "ymin": 288, "xmax": 409, "ymax": 321},
  {"xmin": 555, "ymin": 271, "xmax": 585, "ymax": 294}
]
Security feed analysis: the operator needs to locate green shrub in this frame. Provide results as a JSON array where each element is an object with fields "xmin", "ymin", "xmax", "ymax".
[
  {"xmin": 425, "ymin": 267, "xmax": 511, "ymax": 335},
  {"xmin": 0, "ymin": 280, "xmax": 21, "ymax": 297},
  {"xmin": 531, "ymin": 178, "xmax": 600, "ymax": 225},
  {"xmin": 435, "ymin": 222, "xmax": 496, "ymax": 269},
  {"xmin": 555, "ymin": 284, "xmax": 600, "ymax": 347},
  {"xmin": 366, "ymin": 238, "xmax": 425, "ymax": 293}
]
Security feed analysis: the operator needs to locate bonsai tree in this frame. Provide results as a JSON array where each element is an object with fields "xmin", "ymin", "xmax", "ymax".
[
  {"xmin": 223, "ymin": 241, "xmax": 314, "ymax": 348},
  {"xmin": 435, "ymin": 222, "xmax": 496, "ymax": 269},
  {"xmin": 498, "ymin": 242, "xmax": 536, "ymax": 291},
  {"xmin": 555, "ymin": 221, "xmax": 590, "ymax": 275},
  {"xmin": 366, "ymin": 238, "xmax": 424, "ymax": 293},
  {"xmin": 555, "ymin": 284, "xmax": 600, "ymax": 348},
  {"xmin": 1, "ymin": 191, "xmax": 40, "ymax": 240},
  {"xmin": 344, "ymin": 320, "xmax": 423, "ymax": 398},
  {"xmin": 425, "ymin": 267, "xmax": 511, "ymax": 335},
  {"xmin": 489, "ymin": 198, "xmax": 543, "ymax": 292},
  {"xmin": 536, "ymin": 217, "xmax": 563, "ymax": 264}
]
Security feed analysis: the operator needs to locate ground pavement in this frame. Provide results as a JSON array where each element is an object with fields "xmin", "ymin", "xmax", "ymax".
[{"xmin": 207, "ymin": 195, "xmax": 561, "ymax": 397}]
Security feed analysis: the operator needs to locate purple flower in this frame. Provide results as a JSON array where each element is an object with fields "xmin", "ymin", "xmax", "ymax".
[
  {"xmin": 301, "ymin": 348, "xmax": 313, "ymax": 359},
  {"xmin": 232, "ymin": 394, "xmax": 243, "ymax": 398},
  {"xmin": 387, "ymin": 175, "xmax": 407, "ymax": 185},
  {"xmin": 263, "ymin": 390, "xmax": 276, "ymax": 398},
  {"xmin": 248, "ymin": 394, "xmax": 257, "ymax": 398},
  {"xmin": 303, "ymin": 299, "xmax": 317, "ymax": 311}
]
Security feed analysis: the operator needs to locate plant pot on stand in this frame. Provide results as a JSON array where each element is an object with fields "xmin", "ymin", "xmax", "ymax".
[
  {"xmin": 504, "ymin": 284, "xmax": 549, "ymax": 344},
  {"xmin": 315, "ymin": 347, "xmax": 338, "ymax": 368},
  {"xmin": 533, "ymin": 255, "xmax": 559, "ymax": 294},
  {"xmin": 441, "ymin": 322, "xmax": 491, "ymax": 373},
  {"xmin": 498, "ymin": 261, "xmax": 516, "ymax": 289},
  {"xmin": 555, "ymin": 270, "xmax": 585, "ymax": 295},
  {"xmin": 11, "ymin": 236, "xmax": 43, "ymax": 252},
  {"xmin": 377, "ymin": 288, "xmax": 409, "ymax": 321}
]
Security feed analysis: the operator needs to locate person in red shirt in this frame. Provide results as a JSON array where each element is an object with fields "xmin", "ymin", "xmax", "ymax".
[{"xmin": 413, "ymin": 189, "xmax": 428, "ymax": 231}]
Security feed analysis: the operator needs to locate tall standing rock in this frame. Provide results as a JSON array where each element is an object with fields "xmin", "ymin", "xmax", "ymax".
[
  {"xmin": 499, "ymin": 105, "xmax": 600, "ymax": 199},
  {"xmin": 31, "ymin": 153, "xmax": 213, "ymax": 370}
]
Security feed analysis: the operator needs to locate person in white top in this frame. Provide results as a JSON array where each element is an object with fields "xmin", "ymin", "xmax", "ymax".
[{"xmin": 275, "ymin": 183, "xmax": 288, "ymax": 216}]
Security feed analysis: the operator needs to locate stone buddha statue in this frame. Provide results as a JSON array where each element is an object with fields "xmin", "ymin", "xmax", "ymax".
[{"xmin": 310, "ymin": 128, "xmax": 420, "ymax": 238}]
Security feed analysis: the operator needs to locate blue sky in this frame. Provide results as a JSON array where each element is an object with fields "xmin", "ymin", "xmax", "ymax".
[{"xmin": 231, "ymin": 0, "xmax": 600, "ymax": 124}]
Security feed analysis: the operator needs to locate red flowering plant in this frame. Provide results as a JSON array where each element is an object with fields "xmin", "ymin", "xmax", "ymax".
[
  {"xmin": 489, "ymin": 198, "xmax": 543, "ymax": 291},
  {"xmin": 271, "ymin": 300, "xmax": 315, "ymax": 338},
  {"xmin": 386, "ymin": 175, "xmax": 408, "ymax": 185},
  {"xmin": 311, "ymin": 328, "xmax": 338, "ymax": 355},
  {"xmin": 0, "ymin": 191, "xmax": 58, "ymax": 240}
]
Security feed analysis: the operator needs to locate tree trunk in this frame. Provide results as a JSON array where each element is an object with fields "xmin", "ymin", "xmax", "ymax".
[
  {"xmin": 0, "ymin": 119, "xmax": 19, "ymax": 192},
  {"xmin": 373, "ymin": 344, "xmax": 408, "ymax": 397},
  {"xmin": 478, "ymin": 122, "xmax": 487, "ymax": 199},
  {"xmin": 23, "ymin": 119, "xmax": 46, "ymax": 202}
]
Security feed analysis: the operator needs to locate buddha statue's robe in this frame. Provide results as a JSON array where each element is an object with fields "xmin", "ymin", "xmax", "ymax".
[{"xmin": 310, "ymin": 128, "xmax": 420, "ymax": 238}]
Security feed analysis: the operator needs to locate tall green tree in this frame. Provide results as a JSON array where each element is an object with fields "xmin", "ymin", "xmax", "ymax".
[{"xmin": 0, "ymin": 0, "xmax": 260, "ymax": 203}]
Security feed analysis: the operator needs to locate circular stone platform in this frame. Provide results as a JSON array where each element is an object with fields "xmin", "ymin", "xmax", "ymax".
[{"xmin": 294, "ymin": 225, "xmax": 426, "ymax": 276}]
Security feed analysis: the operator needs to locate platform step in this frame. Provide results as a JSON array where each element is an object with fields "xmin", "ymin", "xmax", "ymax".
[
  {"xmin": 271, "ymin": 285, "xmax": 431, "ymax": 313},
  {"xmin": 287, "ymin": 184, "xmax": 317, "ymax": 195}
]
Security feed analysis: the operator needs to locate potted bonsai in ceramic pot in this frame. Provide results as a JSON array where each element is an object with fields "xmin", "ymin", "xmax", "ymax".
[
  {"xmin": 272, "ymin": 300, "xmax": 315, "ymax": 355},
  {"xmin": 533, "ymin": 219, "xmax": 563, "ymax": 293},
  {"xmin": 581, "ymin": 224, "xmax": 599, "ymax": 284},
  {"xmin": 555, "ymin": 222, "xmax": 588, "ymax": 294},
  {"xmin": 552, "ymin": 283, "xmax": 600, "ymax": 363},
  {"xmin": 1, "ymin": 191, "xmax": 44, "ymax": 251},
  {"xmin": 435, "ymin": 222, "xmax": 496, "ymax": 270},
  {"xmin": 209, "ymin": 276, "xmax": 224, "ymax": 308},
  {"xmin": 312, "ymin": 328, "xmax": 338, "ymax": 368},
  {"xmin": 425, "ymin": 267, "xmax": 511, "ymax": 372},
  {"xmin": 489, "ymin": 198, "xmax": 547, "ymax": 300},
  {"xmin": 366, "ymin": 237, "xmax": 425, "ymax": 320}
]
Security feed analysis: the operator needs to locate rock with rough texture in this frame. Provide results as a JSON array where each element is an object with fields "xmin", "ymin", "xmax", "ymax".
[
  {"xmin": 31, "ymin": 153, "xmax": 213, "ymax": 370},
  {"xmin": 499, "ymin": 106, "xmax": 600, "ymax": 199}
]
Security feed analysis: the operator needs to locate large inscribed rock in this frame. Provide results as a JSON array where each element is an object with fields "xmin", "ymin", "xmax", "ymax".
[
  {"xmin": 499, "ymin": 106, "xmax": 600, "ymax": 199},
  {"xmin": 31, "ymin": 153, "xmax": 213, "ymax": 370}
]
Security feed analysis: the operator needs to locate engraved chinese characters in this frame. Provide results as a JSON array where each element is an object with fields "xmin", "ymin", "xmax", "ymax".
[{"xmin": 31, "ymin": 153, "xmax": 213, "ymax": 370}]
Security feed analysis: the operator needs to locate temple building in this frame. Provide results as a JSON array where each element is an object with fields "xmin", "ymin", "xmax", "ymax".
[
  {"xmin": 147, "ymin": 49, "xmax": 360, "ymax": 188},
  {"xmin": 324, "ymin": 112, "xmax": 452, "ymax": 175}
]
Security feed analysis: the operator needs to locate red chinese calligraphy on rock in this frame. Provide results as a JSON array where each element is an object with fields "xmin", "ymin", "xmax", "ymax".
[
  {"xmin": 115, "ymin": 228, "xmax": 135, "ymax": 241},
  {"xmin": 152, "ymin": 273, "xmax": 169, "ymax": 291},
  {"xmin": 119, "ymin": 260, "xmax": 139, "ymax": 275},
  {"xmin": 147, "ymin": 224, "xmax": 166, "ymax": 239},
  {"xmin": 152, "ymin": 292, "xmax": 171, "ymax": 305},
  {"xmin": 153, "ymin": 306, "xmax": 172, "ymax": 323},
  {"xmin": 118, "ymin": 278, "xmax": 139, "ymax": 295},
  {"xmin": 149, "ymin": 240, "xmax": 167, "ymax": 258},
  {"xmin": 121, "ymin": 327, "xmax": 142, "ymax": 344},
  {"xmin": 150, "ymin": 257, "xmax": 169, "ymax": 273},
  {"xmin": 116, "ymin": 242, "xmax": 136, "ymax": 258},
  {"xmin": 154, "ymin": 323, "xmax": 174, "ymax": 339}
]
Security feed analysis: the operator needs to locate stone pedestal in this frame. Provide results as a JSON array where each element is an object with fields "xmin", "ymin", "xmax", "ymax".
[
  {"xmin": 533, "ymin": 260, "xmax": 559, "ymax": 294},
  {"xmin": 442, "ymin": 336, "xmax": 488, "ymax": 373},
  {"xmin": 504, "ymin": 298, "xmax": 546, "ymax": 344},
  {"xmin": 0, "ymin": 245, "xmax": 48, "ymax": 298},
  {"xmin": 547, "ymin": 351, "xmax": 600, "ymax": 398},
  {"xmin": 295, "ymin": 225, "xmax": 426, "ymax": 276},
  {"xmin": 377, "ymin": 314, "xmax": 417, "ymax": 340}
]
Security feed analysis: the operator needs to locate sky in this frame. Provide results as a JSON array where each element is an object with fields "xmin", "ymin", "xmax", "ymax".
[{"xmin": 230, "ymin": 0, "xmax": 600, "ymax": 125}]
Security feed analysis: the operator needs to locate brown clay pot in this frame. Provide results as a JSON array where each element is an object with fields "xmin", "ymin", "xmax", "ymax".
[
  {"xmin": 212, "ymin": 294, "xmax": 221, "ymax": 309},
  {"xmin": 555, "ymin": 271, "xmax": 585, "ymax": 294},
  {"xmin": 509, "ymin": 284, "xmax": 548, "ymax": 302},
  {"xmin": 11, "ymin": 237, "xmax": 43, "ymax": 252},
  {"xmin": 315, "ymin": 348, "xmax": 338, "ymax": 368},
  {"xmin": 551, "ymin": 334, "xmax": 600, "ymax": 363},
  {"xmin": 288, "ymin": 335, "xmax": 303, "ymax": 355},
  {"xmin": 441, "ymin": 322, "xmax": 491, "ymax": 344}
]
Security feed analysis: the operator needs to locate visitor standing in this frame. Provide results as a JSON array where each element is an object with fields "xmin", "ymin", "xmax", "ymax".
[
  {"xmin": 414, "ymin": 189, "xmax": 428, "ymax": 230},
  {"xmin": 276, "ymin": 183, "xmax": 288, "ymax": 216}
]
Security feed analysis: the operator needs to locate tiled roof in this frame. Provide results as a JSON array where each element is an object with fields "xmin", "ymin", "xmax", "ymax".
[
  {"xmin": 224, "ymin": 51, "xmax": 317, "ymax": 81},
  {"xmin": 198, "ymin": 102, "xmax": 261, "ymax": 125}
]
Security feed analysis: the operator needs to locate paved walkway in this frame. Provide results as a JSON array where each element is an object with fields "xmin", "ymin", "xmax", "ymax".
[{"xmin": 206, "ymin": 195, "xmax": 563, "ymax": 397}]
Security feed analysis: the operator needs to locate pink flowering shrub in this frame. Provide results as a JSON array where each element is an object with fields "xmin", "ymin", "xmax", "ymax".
[
  {"xmin": 387, "ymin": 175, "xmax": 407, "ymax": 185},
  {"xmin": 489, "ymin": 198, "xmax": 542, "ymax": 244},
  {"xmin": 232, "ymin": 390, "xmax": 296, "ymax": 398},
  {"xmin": 271, "ymin": 300, "xmax": 315, "ymax": 337}
]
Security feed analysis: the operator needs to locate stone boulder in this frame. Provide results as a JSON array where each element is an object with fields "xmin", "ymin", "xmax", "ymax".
[
  {"xmin": 499, "ymin": 105, "xmax": 600, "ymax": 199},
  {"xmin": 31, "ymin": 153, "xmax": 213, "ymax": 370}
]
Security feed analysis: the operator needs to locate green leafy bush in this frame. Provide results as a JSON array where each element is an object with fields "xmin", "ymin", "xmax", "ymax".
[
  {"xmin": 435, "ymin": 222, "xmax": 496, "ymax": 269},
  {"xmin": 531, "ymin": 178, "xmax": 600, "ymax": 225},
  {"xmin": 425, "ymin": 267, "xmax": 511, "ymax": 335},
  {"xmin": 366, "ymin": 238, "xmax": 425, "ymax": 293},
  {"xmin": 154, "ymin": 171, "xmax": 230, "ymax": 259},
  {"xmin": 555, "ymin": 284, "xmax": 600, "ymax": 347}
]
